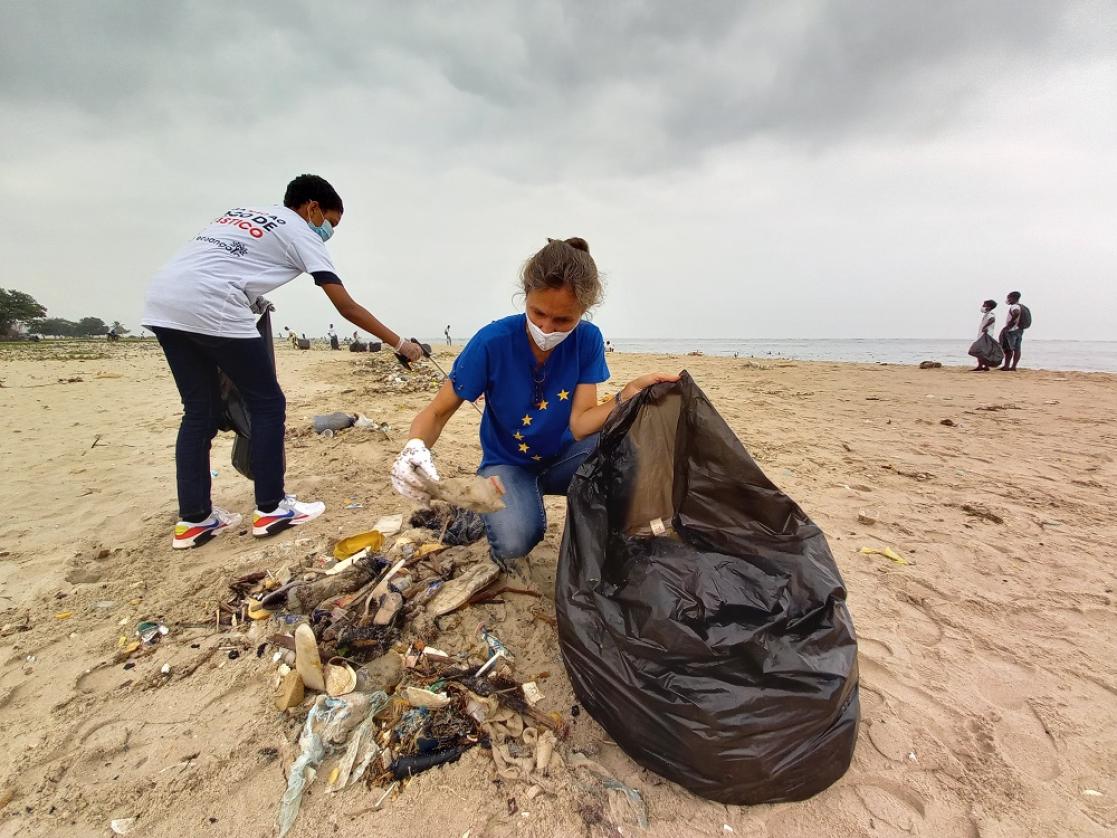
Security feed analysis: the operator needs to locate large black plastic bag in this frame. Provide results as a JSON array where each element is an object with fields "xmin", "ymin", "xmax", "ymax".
[
  {"xmin": 968, "ymin": 334, "xmax": 1004, "ymax": 368},
  {"xmin": 218, "ymin": 304, "xmax": 279, "ymax": 480},
  {"xmin": 557, "ymin": 372, "xmax": 859, "ymax": 804}
]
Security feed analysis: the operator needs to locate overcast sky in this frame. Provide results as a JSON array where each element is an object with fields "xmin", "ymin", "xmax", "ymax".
[{"xmin": 3, "ymin": 1, "xmax": 1114, "ymax": 341}]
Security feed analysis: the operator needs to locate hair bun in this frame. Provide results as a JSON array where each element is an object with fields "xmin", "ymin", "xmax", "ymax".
[{"xmin": 563, "ymin": 237, "xmax": 590, "ymax": 253}]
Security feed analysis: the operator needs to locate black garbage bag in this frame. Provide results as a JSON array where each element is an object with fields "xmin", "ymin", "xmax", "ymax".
[
  {"xmin": 557, "ymin": 372, "xmax": 859, "ymax": 805},
  {"xmin": 217, "ymin": 304, "xmax": 283, "ymax": 480},
  {"xmin": 968, "ymin": 334, "xmax": 1004, "ymax": 368}
]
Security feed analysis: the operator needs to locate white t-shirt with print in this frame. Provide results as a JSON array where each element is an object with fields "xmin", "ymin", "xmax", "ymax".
[{"xmin": 142, "ymin": 205, "xmax": 337, "ymax": 338}]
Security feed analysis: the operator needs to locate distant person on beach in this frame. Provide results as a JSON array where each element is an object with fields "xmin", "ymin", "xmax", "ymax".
[
  {"xmin": 141, "ymin": 173, "xmax": 422, "ymax": 549},
  {"xmin": 999, "ymin": 291, "xmax": 1029, "ymax": 371},
  {"xmin": 605, "ymin": 340, "xmax": 615, "ymax": 352},
  {"xmin": 968, "ymin": 300, "xmax": 1002, "ymax": 371},
  {"xmin": 328, "ymin": 323, "xmax": 339, "ymax": 350},
  {"xmin": 445, "ymin": 325, "xmax": 452, "ymax": 347},
  {"xmin": 391, "ymin": 237, "xmax": 678, "ymax": 567}
]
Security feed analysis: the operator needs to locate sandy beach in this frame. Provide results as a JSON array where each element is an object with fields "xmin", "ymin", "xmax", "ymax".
[{"xmin": 0, "ymin": 340, "xmax": 1114, "ymax": 837}]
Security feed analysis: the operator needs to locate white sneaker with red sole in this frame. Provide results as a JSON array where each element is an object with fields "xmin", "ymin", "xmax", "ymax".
[
  {"xmin": 252, "ymin": 495, "xmax": 326, "ymax": 537},
  {"xmin": 172, "ymin": 507, "xmax": 243, "ymax": 549}
]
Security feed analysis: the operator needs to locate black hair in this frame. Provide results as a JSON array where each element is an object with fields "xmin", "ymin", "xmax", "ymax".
[
  {"xmin": 983, "ymin": 299, "xmax": 997, "ymax": 310},
  {"xmin": 283, "ymin": 174, "xmax": 344, "ymax": 213},
  {"xmin": 1007, "ymin": 291, "xmax": 1021, "ymax": 302}
]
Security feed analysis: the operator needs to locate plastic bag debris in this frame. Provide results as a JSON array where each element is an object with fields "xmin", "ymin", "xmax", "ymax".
[
  {"xmin": 557, "ymin": 372, "xmax": 859, "ymax": 805},
  {"xmin": 277, "ymin": 692, "xmax": 388, "ymax": 837},
  {"xmin": 570, "ymin": 752, "xmax": 648, "ymax": 829}
]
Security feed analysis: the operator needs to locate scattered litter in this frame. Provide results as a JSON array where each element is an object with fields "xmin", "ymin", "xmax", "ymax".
[
  {"xmin": 136, "ymin": 620, "xmax": 169, "ymax": 645},
  {"xmin": 372, "ymin": 513, "xmax": 404, "ymax": 536},
  {"xmin": 54, "ymin": 611, "xmax": 73, "ymax": 621},
  {"xmin": 333, "ymin": 530, "xmax": 384, "ymax": 560},
  {"xmin": 939, "ymin": 419, "xmax": 956, "ymax": 427},
  {"xmin": 428, "ymin": 561, "xmax": 501, "ymax": 618},
  {"xmin": 918, "ymin": 360, "xmax": 942, "ymax": 369},
  {"xmin": 344, "ymin": 502, "xmax": 364, "ymax": 510},
  {"xmin": 856, "ymin": 512, "xmax": 877, "ymax": 526},
  {"xmin": 110, "ymin": 817, "xmax": 137, "ymax": 834},
  {"xmin": 325, "ymin": 660, "xmax": 357, "ymax": 697},
  {"xmin": 403, "ymin": 686, "xmax": 451, "ymax": 708},
  {"xmin": 1082, "ymin": 789, "xmax": 1103, "ymax": 797},
  {"xmin": 275, "ymin": 670, "xmax": 305, "ymax": 710},
  {"xmin": 160, "ymin": 663, "xmax": 171, "ymax": 675},
  {"xmin": 521, "ymin": 682, "xmax": 544, "ymax": 706},
  {"xmin": 571, "ymin": 752, "xmax": 649, "ymax": 829},
  {"xmin": 277, "ymin": 692, "xmax": 389, "ymax": 837},
  {"xmin": 313, "ymin": 412, "xmax": 356, "ymax": 434},
  {"xmin": 295, "ymin": 623, "xmax": 325, "ymax": 692},
  {"xmin": 858, "ymin": 546, "xmax": 909, "ymax": 565}
]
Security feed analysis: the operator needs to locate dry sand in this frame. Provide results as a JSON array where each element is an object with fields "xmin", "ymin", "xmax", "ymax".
[{"xmin": 0, "ymin": 340, "xmax": 1114, "ymax": 837}]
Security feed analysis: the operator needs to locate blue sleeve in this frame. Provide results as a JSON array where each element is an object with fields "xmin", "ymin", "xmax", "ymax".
[
  {"xmin": 449, "ymin": 332, "xmax": 488, "ymax": 401},
  {"xmin": 578, "ymin": 325, "xmax": 610, "ymax": 384}
]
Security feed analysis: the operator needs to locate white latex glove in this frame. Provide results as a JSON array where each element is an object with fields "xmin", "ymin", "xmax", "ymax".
[
  {"xmin": 391, "ymin": 439, "xmax": 440, "ymax": 503},
  {"xmin": 396, "ymin": 338, "xmax": 423, "ymax": 363}
]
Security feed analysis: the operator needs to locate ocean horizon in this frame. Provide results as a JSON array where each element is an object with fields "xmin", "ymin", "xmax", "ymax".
[{"xmin": 597, "ymin": 338, "xmax": 1117, "ymax": 373}]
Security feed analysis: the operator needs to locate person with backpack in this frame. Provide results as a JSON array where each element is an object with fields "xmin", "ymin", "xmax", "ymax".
[{"xmin": 999, "ymin": 291, "xmax": 1031, "ymax": 371}]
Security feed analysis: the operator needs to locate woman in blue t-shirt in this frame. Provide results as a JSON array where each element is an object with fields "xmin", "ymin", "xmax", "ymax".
[{"xmin": 392, "ymin": 237, "xmax": 677, "ymax": 566}]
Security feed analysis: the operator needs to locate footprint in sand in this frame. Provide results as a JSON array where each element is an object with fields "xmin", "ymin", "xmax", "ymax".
[
  {"xmin": 993, "ymin": 703, "xmax": 1061, "ymax": 781},
  {"xmin": 973, "ymin": 655, "xmax": 1061, "ymax": 780}
]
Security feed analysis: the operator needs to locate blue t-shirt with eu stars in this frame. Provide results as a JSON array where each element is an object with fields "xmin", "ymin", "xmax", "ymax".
[{"xmin": 449, "ymin": 314, "xmax": 611, "ymax": 469}]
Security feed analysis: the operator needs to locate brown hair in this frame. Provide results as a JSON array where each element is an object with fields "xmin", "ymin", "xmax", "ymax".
[{"xmin": 521, "ymin": 237, "xmax": 604, "ymax": 310}]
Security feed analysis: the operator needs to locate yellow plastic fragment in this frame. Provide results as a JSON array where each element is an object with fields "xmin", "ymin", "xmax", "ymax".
[
  {"xmin": 332, "ymin": 530, "xmax": 384, "ymax": 559},
  {"xmin": 858, "ymin": 546, "xmax": 909, "ymax": 565}
]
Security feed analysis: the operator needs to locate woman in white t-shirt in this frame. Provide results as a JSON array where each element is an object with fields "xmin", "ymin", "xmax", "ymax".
[{"xmin": 142, "ymin": 174, "xmax": 423, "ymax": 549}]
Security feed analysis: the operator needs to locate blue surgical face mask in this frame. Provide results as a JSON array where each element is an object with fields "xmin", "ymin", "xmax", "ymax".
[{"xmin": 309, "ymin": 218, "xmax": 334, "ymax": 242}]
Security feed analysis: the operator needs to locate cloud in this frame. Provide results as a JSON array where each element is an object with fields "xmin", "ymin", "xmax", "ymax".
[{"xmin": 1, "ymin": 1, "xmax": 1114, "ymax": 340}]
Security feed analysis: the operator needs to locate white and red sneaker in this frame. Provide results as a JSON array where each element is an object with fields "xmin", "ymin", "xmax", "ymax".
[
  {"xmin": 172, "ymin": 507, "xmax": 243, "ymax": 549},
  {"xmin": 252, "ymin": 495, "xmax": 326, "ymax": 537}
]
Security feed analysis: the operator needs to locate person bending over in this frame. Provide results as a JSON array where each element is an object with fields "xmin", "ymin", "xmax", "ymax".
[{"xmin": 142, "ymin": 174, "xmax": 422, "ymax": 549}]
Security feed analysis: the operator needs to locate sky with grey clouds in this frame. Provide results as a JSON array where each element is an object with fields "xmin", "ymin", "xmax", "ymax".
[{"xmin": 2, "ymin": 0, "xmax": 1115, "ymax": 340}]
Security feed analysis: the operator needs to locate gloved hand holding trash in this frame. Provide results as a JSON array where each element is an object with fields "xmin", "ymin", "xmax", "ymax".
[
  {"xmin": 391, "ymin": 439, "xmax": 440, "ymax": 503},
  {"xmin": 392, "ymin": 440, "xmax": 507, "ymax": 513}
]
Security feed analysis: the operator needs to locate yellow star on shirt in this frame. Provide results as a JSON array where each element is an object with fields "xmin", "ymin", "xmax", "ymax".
[
  {"xmin": 522, "ymin": 414, "xmax": 533, "ymax": 426},
  {"xmin": 557, "ymin": 389, "xmax": 570, "ymax": 401},
  {"xmin": 537, "ymin": 399, "xmax": 549, "ymax": 411},
  {"xmin": 513, "ymin": 431, "xmax": 524, "ymax": 441},
  {"xmin": 532, "ymin": 454, "xmax": 543, "ymax": 462},
  {"xmin": 519, "ymin": 442, "xmax": 530, "ymax": 454}
]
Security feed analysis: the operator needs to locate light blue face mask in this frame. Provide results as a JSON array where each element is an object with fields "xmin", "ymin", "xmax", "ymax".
[{"xmin": 309, "ymin": 218, "xmax": 334, "ymax": 242}]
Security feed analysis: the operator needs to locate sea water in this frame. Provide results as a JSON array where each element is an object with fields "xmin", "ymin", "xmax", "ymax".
[{"xmin": 603, "ymin": 338, "xmax": 1117, "ymax": 373}]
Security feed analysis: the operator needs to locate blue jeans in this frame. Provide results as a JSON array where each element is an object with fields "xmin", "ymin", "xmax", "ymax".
[
  {"xmin": 153, "ymin": 326, "xmax": 287, "ymax": 521},
  {"xmin": 478, "ymin": 435, "xmax": 599, "ymax": 565}
]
